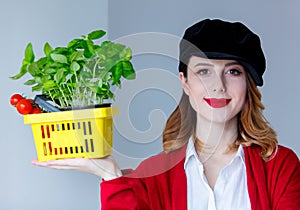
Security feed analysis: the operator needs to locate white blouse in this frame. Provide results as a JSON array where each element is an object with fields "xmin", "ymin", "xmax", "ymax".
[{"xmin": 184, "ymin": 138, "xmax": 251, "ymax": 210}]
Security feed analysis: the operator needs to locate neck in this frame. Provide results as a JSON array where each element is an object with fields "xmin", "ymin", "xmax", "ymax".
[{"xmin": 195, "ymin": 116, "xmax": 238, "ymax": 155}]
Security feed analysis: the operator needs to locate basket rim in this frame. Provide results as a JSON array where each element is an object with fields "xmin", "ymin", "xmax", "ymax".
[{"xmin": 24, "ymin": 106, "xmax": 119, "ymax": 124}]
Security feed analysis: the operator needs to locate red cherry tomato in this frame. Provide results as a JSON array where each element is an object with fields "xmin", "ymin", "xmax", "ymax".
[
  {"xmin": 16, "ymin": 99, "xmax": 33, "ymax": 115},
  {"xmin": 31, "ymin": 107, "xmax": 42, "ymax": 114},
  {"xmin": 10, "ymin": 94, "xmax": 24, "ymax": 106}
]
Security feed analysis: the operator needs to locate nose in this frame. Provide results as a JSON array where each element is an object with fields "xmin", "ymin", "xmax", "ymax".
[{"xmin": 212, "ymin": 75, "xmax": 226, "ymax": 93}]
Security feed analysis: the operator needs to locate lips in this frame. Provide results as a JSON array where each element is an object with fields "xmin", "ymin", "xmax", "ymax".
[{"xmin": 204, "ymin": 98, "xmax": 231, "ymax": 108}]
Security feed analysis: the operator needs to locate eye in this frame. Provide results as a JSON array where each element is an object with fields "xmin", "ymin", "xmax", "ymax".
[
  {"xmin": 226, "ymin": 69, "xmax": 242, "ymax": 76},
  {"xmin": 196, "ymin": 69, "xmax": 210, "ymax": 75}
]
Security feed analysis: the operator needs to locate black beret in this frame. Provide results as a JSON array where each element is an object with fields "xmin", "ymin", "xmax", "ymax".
[{"xmin": 179, "ymin": 19, "xmax": 266, "ymax": 86}]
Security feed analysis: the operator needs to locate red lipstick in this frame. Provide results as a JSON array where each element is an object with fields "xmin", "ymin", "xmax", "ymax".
[{"xmin": 204, "ymin": 98, "xmax": 231, "ymax": 108}]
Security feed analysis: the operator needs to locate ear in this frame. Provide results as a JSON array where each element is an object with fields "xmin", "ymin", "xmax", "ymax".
[{"xmin": 179, "ymin": 72, "xmax": 190, "ymax": 95}]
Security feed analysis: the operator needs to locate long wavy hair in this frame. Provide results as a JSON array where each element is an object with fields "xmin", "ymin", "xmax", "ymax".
[{"xmin": 162, "ymin": 69, "xmax": 278, "ymax": 159}]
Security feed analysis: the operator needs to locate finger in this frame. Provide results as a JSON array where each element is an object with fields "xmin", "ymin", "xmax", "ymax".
[
  {"xmin": 48, "ymin": 158, "xmax": 85, "ymax": 166},
  {"xmin": 41, "ymin": 165, "xmax": 79, "ymax": 170},
  {"xmin": 32, "ymin": 159, "xmax": 51, "ymax": 167},
  {"xmin": 33, "ymin": 158, "xmax": 83, "ymax": 165},
  {"xmin": 32, "ymin": 159, "xmax": 83, "ymax": 170}
]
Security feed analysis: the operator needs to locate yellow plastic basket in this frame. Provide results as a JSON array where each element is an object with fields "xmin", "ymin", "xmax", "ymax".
[{"xmin": 24, "ymin": 106, "xmax": 119, "ymax": 162}]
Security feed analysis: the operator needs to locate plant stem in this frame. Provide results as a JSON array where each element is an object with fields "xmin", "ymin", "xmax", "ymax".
[
  {"xmin": 59, "ymin": 85, "xmax": 68, "ymax": 107},
  {"xmin": 47, "ymin": 91, "xmax": 59, "ymax": 107},
  {"xmin": 92, "ymin": 56, "xmax": 100, "ymax": 79}
]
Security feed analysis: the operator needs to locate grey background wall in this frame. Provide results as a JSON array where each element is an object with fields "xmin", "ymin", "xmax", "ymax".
[{"xmin": 1, "ymin": 0, "xmax": 299, "ymax": 209}]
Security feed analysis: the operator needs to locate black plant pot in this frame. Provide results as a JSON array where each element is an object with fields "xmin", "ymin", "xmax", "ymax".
[
  {"xmin": 34, "ymin": 95, "xmax": 111, "ymax": 112},
  {"xmin": 60, "ymin": 103, "xmax": 111, "ymax": 111}
]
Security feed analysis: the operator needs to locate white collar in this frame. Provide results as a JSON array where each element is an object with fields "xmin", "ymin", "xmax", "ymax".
[{"xmin": 184, "ymin": 137, "xmax": 245, "ymax": 169}]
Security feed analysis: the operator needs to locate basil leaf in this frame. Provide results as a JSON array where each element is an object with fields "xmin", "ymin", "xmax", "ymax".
[
  {"xmin": 54, "ymin": 68, "xmax": 65, "ymax": 83},
  {"xmin": 86, "ymin": 39, "xmax": 95, "ymax": 55},
  {"xmin": 70, "ymin": 61, "xmax": 80, "ymax": 71},
  {"xmin": 24, "ymin": 79, "xmax": 36, "ymax": 85},
  {"xmin": 27, "ymin": 63, "xmax": 40, "ymax": 76},
  {"xmin": 122, "ymin": 61, "xmax": 136, "ymax": 79},
  {"xmin": 70, "ymin": 51, "xmax": 84, "ymax": 61},
  {"xmin": 24, "ymin": 43, "xmax": 35, "ymax": 63},
  {"xmin": 36, "ymin": 57, "xmax": 47, "ymax": 68},
  {"xmin": 44, "ymin": 68, "xmax": 57, "ymax": 74},
  {"xmin": 43, "ymin": 42, "xmax": 52, "ymax": 56},
  {"xmin": 34, "ymin": 77, "xmax": 43, "ymax": 84},
  {"xmin": 87, "ymin": 30, "xmax": 106, "ymax": 40},
  {"xmin": 111, "ymin": 62, "xmax": 122, "ymax": 84},
  {"xmin": 120, "ymin": 48, "xmax": 132, "ymax": 61},
  {"xmin": 43, "ymin": 80, "xmax": 56, "ymax": 90},
  {"xmin": 32, "ymin": 83, "xmax": 43, "ymax": 91},
  {"xmin": 67, "ymin": 38, "xmax": 81, "ymax": 48},
  {"xmin": 10, "ymin": 64, "xmax": 28, "ymax": 80},
  {"xmin": 50, "ymin": 53, "xmax": 68, "ymax": 63}
]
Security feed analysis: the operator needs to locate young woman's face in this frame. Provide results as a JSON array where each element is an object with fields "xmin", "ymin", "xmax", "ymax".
[{"xmin": 180, "ymin": 56, "xmax": 247, "ymax": 123}]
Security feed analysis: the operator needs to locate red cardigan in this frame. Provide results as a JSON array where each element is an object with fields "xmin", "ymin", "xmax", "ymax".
[{"xmin": 100, "ymin": 145, "xmax": 300, "ymax": 210}]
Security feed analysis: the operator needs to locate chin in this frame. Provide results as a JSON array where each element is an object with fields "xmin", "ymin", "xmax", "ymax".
[
  {"xmin": 198, "ymin": 111, "xmax": 237, "ymax": 124},
  {"xmin": 205, "ymin": 117, "xmax": 229, "ymax": 124}
]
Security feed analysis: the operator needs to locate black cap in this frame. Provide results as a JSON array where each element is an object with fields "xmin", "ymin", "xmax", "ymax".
[{"xmin": 179, "ymin": 19, "xmax": 266, "ymax": 86}]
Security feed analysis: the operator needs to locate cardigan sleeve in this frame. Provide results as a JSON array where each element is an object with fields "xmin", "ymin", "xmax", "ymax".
[
  {"xmin": 269, "ymin": 146, "xmax": 300, "ymax": 210},
  {"xmin": 100, "ymin": 176, "xmax": 150, "ymax": 210},
  {"xmin": 100, "ymin": 156, "xmax": 162, "ymax": 210},
  {"xmin": 100, "ymin": 148, "xmax": 187, "ymax": 210}
]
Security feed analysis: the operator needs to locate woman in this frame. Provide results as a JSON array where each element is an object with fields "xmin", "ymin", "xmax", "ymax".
[{"xmin": 33, "ymin": 19, "xmax": 300, "ymax": 210}]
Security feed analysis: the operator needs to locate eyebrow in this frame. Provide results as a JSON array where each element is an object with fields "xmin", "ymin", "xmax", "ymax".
[
  {"xmin": 225, "ymin": 62, "xmax": 241, "ymax": 67},
  {"xmin": 193, "ymin": 61, "xmax": 241, "ymax": 68},
  {"xmin": 193, "ymin": 62, "xmax": 213, "ymax": 68}
]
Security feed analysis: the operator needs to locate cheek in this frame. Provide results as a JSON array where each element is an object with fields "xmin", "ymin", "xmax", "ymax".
[
  {"xmin": 187, "ymin": 74, "xmax": 209, "ymax": 95},
  {"xmin": 232, "ymin": 82, "xmax": 247, "ymax": 107},
  {"xmin": 185, "ymin": 83, "xmax": 208, "ymax": 112},
  {"xmin": 187, "ymin": 81, "xmax": 208, "ymax": 99},
  {"xmin": 240, "ymin": 81, "xmax": 247, "ymax": 99}
]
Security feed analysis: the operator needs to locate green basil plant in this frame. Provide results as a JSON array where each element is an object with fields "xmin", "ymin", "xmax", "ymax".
[{"xmin": 11, "ymin": 30, "xmax": 136, "ymax": 108}]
